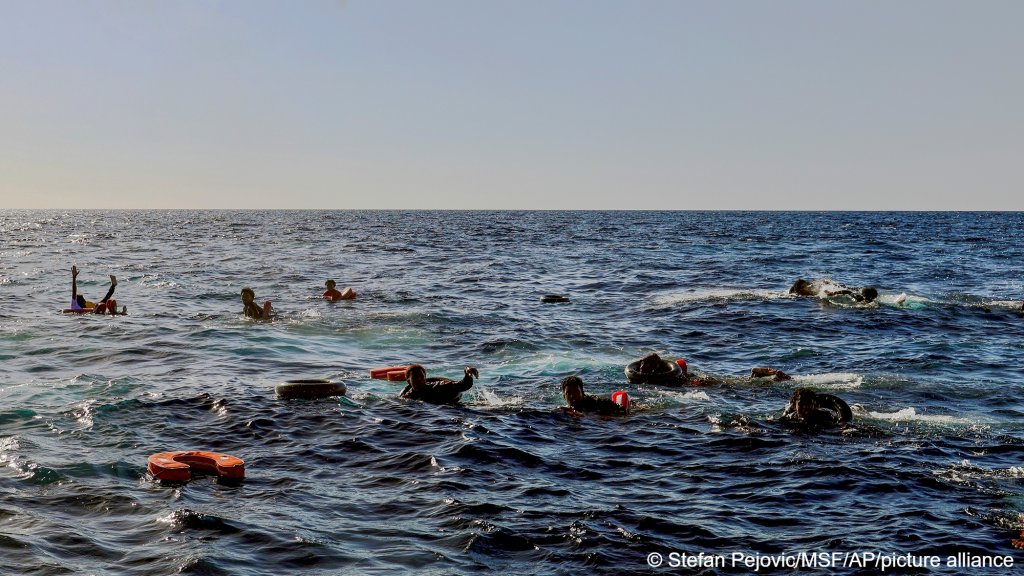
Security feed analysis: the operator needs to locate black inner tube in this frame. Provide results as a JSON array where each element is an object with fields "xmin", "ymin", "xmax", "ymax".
[
  {"xmin": 276, "ymin": 380, "xmax": 346, "ymax": 399},
  {"xmin": 624, "ymin": 359, "xmax": 683, "ymax": 384}
]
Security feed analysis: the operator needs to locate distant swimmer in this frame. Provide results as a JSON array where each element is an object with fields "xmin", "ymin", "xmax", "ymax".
[
  {"xmin": 778, "ymin": 387, "xmax": 852, "ymax": 429},
  {"xmin": 560, "ymin": 376, "xmax": 628, "ymax": 416},
  {"xmin": 241, "ymin": 287, "xmax": 273, "ymax": 319},
  {"xmin": 323, "ymin": 279, "xmax": 356, "ymax": 301},
  {"xmin": 69, "ymin": 266, "xmax": 125, "ymax": 314},
  {"xmin": 789, "ymin": 278, "xmax": 878, "ymax": 303},
  {"xmin": 750, "ymin": 367, "xmax": 792, "ymax": 381},
  {"xmin": 627, "ymin": 353, "xmax": 789, "ymax": 386},
  {"xmin": 400, "ymin": 364, "xmax": 477, "ymax": 405}
]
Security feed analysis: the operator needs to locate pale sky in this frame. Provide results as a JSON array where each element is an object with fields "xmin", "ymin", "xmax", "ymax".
[{"xmin": 1, "ymin": 0, "xmax": 1021, "ymax": 209}]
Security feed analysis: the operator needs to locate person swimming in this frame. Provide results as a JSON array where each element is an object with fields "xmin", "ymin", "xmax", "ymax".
[
  {"xmin": 241, "ymin": 287, "xmax": 273, "ymax": 319},
  {"xmin": 399, "ymin": 364, "xmax": 477, "ymax": 405},
  {"xmin": 560, "ymin": 376, "xmax": 628, "ymax": 415},
  {"xmin": 629, "ymin": 352, "xmax": 790, "ymax": 385},
  {"xmin": 778, "ymin": 387, "xmax": 852, "ymax": 429},
  {"xmin": 789, "ymin": 278, "xmax": 878, "ymax": 303},
  {"xmin": 750, "ymin": 367, "xmax": 792, "ymax": 381},
  {"xmin": 70, "ymin": 266, "xmax": 125, "ymax": 314},
  {"xmin": 323, "ymin": 279, "xmax": 356, "ymax": 301}
]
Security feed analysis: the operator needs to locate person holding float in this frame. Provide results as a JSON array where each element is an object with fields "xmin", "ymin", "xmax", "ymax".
[
  {"xmin": 241, "ymin": 287, "xmax": 273, "ymax": 319},
  {"xmin": 559, "ymin": 376, "xmax": 629, "ymax": 416},
  {"xmin": 776, "ymin": 387, "xmax": 852, "ymax": 429},
  {"xmin": 68, "ymin": 265, "xmax": 125, "ymax": 315},
  {"xmin": 399, "ymin": 364, "xmax": 478, "ymax": 405},
  {"xmin": 323, "ymin": 279, "xmax": 356, "ymax": 301}
]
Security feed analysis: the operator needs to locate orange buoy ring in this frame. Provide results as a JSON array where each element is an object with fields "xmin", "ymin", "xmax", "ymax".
[
  {"xmin": 369, "ymin": 365, "xmax": 411, "ymax": 380},
  {"xmin": 148, "ymin": 451, "xmax": 245, "ymax": 482},
  {"xmin": 63, "ymin": 308, "xmax": 95, "ymax": 314}
]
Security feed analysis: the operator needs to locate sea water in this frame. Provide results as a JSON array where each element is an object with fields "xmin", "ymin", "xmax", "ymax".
[{"xmin": 1, "ymin": 210, "xmax": 1023, "ymax": 574}]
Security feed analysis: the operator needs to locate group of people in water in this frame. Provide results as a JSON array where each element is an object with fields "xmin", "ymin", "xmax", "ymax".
[
  {"xmin": 64, "ymin": 266, "xmax": 920, "ymax": 431},
  {"xmin": 557, "ymin": 352, "xmax": 852, "ymax": 430},
  {"xmin": 241, "ymin": 280, "xmax": 357, "ymax": 319}
]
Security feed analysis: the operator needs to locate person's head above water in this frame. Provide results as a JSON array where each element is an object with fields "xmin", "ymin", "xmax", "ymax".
[
  {"xmin": 240, "ymin": 287, "xmax": 255, "ymax": 304},
  {"xmin": 860, "ymin": 287, "xmax": 878, "ymax": 303},
  {"xmin": 325, "ymin": 280, "xmax": 337, "ymax": 290},
  {"xmin": 788, "ymin": 388, "xmax": 819, "ymax": 420},
  {"xmin": 406, "ymin": 364, "xmax": 427, "ymax": 389},
  {"xmin": 637, "ymin": 353, "xmax": 664, "ymax": 374},
  {"xmin": 561, "ymin": 376, "xmax": 585, "ymax": 405},
  {"xmin": 789, "ymin": 279, "xmax": 815, "ymax": 296}
]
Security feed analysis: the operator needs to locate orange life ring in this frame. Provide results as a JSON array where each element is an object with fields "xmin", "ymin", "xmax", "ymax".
[
  {"xmin": 370, "ymin": 365, "xmax": 411, "ymax": 380},
  {"xmin": 148, "ymin": 451, "xmax": 245, "ymax": 482},
  {"xmin": 63, "ymin": 308, "xmax": 95, "ymax": 314}
]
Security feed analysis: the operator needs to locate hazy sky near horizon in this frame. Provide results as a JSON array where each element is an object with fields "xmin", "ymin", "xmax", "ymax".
[{"xmin": 1, "ymin": 1, "xmax": 1021, "ymax": 209}]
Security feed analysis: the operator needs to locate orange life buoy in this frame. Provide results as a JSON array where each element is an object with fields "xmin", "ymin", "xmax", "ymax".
[
  {"xmin": 370, "ymin": 365, "xmax": 411, "ymax": 380},
  {"xmin": 63, "ymin": 308, "xmax": 95, "ymax": 314},
  {"xmin": 148, "ymin": 451, "xmax": 245, "ymax": 482}
]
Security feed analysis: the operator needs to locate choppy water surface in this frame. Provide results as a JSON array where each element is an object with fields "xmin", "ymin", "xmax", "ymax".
[{"xmin": 1, "ymin": 210, "xmax": 1023, "ymax": 575}]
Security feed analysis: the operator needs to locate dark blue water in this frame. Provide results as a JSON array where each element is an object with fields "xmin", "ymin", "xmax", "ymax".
[{"xmin": 1, "ymin": 210, "xmax": 1023, "ymax": 574}]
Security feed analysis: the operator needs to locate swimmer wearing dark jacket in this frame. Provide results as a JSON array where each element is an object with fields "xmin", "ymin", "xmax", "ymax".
[
  {"xmin": 778, "ymin": 387, "xmax": 852, "ymax": 429},
  {"xmin": 400, "ymin": 364, "xmax": 477, "ymax": 405},
  {"xmin": 560, "ymin": 376, "xmax": 627, "ymax": 415}
]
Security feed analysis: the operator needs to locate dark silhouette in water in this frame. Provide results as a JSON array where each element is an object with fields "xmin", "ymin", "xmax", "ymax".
[
  {"xmin": 629, "ymin": 352, "xmax": 792, "ymax": 385},
  {"xmin": 750, "ymin": 367, "xmax": 792, "ymax": 381},
  {"xmin": 561, "ymin": 377, "xmax": 622, "ymax": 412},
  {"xmin": 400, "ymin": 364, "xmax": 477, "ymax": 405},
  {"xmin": 790, "ymin": 278, "xmax": 878, "ymax": 303},
  {"xmin": 560, "ymin": 376, "xmax": 627, "ymax": 415},
  {"xmin": 778, "ymin": 388, "xmax": 852, "ymax": 429}
]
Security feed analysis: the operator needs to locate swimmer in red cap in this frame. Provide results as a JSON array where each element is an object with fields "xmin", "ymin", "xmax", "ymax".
[{"xmin": 560, "ymin": 376, "xmax": 628, "ymax": 416}]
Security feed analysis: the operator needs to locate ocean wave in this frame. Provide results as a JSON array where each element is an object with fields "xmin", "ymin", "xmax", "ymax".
[
  {"xmin": 861, "ymin": 406, "xmax": 976, "ymax": 425},
  {"xmin": 792, "ymin": 372, "xmax": 864, "ymax": 389},
  {"xmin": 649, "ymin": 288, "xmax": 785, "ymax": 307}
]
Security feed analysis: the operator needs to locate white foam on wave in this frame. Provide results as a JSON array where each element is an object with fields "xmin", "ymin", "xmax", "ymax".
[
  {"xmin": 650, "ymin": 288, "xmax": 785, "ymax": 307},
  {"xmin": 865, "ymin": 407, "xmax": 972, "ymax": 425},
  {"xmin": 987, "ymin": 299, "xmax": 1024, "ymax": 310},
  {"xmin": 792, "ymin": 372, "xmax": 863, "ymax": 390},
  {"xmin": 471, "ymin": 387, "xmax": 524, "ymax": 409},
  {"xmin": 655, "ymin": 389, "xmax": 711, "ymax": 402},
  {"xmin": 878, "ymin": 293, "xmax": 930, "ymax": 307}
]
